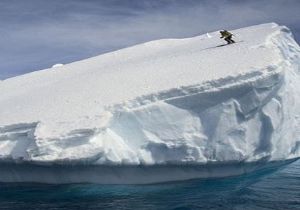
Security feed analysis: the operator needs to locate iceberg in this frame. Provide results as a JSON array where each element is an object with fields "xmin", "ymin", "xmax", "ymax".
[{"xmin": 0, "ymin": 23, "xmax": 299, "ymax": 184}]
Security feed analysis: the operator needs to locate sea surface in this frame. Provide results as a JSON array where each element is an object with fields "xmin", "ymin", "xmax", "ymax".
[{"xmin": 0, "ymin": 160, "xmax": 299, "ymax": 210}]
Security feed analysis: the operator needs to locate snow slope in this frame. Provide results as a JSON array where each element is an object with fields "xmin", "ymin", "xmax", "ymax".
[{"xmin": 0, "ymin": 23, "xmax": 300, "ymax": 183}]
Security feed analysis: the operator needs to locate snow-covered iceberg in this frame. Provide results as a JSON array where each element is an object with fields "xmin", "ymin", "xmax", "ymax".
[{"xmin": 0, "ymin": 23, "xmax": 300, "ymax": 184}]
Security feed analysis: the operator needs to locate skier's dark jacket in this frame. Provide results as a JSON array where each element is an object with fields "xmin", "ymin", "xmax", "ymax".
[{"xmin": 220, "ymin": 30, "xmax": 232, "ymax": 38}]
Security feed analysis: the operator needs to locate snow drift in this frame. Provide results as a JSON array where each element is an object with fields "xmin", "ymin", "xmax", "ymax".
[{"xmin": 0, "ymin": 23, "xmax": 300, "ymax": 184}]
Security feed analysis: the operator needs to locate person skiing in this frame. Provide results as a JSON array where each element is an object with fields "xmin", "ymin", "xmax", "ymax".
[{"xmin": 220, "ymin": 30, "xmax": 235, "ymax": 44}]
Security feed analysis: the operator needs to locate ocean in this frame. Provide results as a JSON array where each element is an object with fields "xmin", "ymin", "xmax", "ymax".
[{"xmin": 0, "ymin": 160, "xmax": 299, "ymax": 210}]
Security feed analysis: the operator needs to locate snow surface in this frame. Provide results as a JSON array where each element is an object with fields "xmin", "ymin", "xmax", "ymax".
[
  {"xmin": 0, "ymin": 23, "xmax": 300, "ymax": 183},
  {"xmin": 52, "ymin": 63, "xmax": 64, "ymax": 68}
]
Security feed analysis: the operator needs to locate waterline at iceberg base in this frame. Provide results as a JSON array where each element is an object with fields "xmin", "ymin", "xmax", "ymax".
[
  {"xmin": 1, "ymin": 161, "xmax": 300, "ymax": 210},
  {"xmin": 0, "ymin": 23, "xmax": 300, "ymax": 184},
  {"xmin": 0, "ymin": 158, "xmax": 298, "ymax": 184}
]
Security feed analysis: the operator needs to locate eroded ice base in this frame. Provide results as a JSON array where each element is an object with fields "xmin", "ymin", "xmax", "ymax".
[{"xmin": 0, "ymin": 158, "xmax": 297, "ymax": 184}]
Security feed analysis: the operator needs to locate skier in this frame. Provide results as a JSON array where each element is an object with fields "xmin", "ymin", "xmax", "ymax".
[{"xmin": 220, "ymin": 30, "xmax": 235, "ymax": 44}]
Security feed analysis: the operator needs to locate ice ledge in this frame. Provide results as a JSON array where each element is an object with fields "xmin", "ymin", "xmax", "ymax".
[{"xmin": 0, "ymin": 64, "xmax": 298, "ymax": 165}]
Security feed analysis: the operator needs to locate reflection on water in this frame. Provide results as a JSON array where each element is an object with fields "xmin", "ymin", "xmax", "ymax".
[{"xmin": 0, "ymin": 160, "xmax": 299, "ymax": 210}]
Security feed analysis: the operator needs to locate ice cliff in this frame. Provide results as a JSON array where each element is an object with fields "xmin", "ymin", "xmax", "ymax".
[{"xmin": 0, "ymin": 23, "xmax": 300, "ymax": 183}]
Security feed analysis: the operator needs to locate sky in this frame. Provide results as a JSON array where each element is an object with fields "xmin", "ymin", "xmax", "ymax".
[{"xmin": 1, "ymin": 0, "xmax": 300, "ymax": 79}]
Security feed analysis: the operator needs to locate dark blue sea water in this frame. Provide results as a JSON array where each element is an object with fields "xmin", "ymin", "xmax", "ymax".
[{"xmin": 0, "ymin": 160, "xmax": 299, "ymax": 210}]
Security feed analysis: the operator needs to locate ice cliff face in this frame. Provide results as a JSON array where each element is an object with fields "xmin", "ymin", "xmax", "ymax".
[{"xmin": 0, "ymin": 23, "xmax": 300, "ymax": 183}]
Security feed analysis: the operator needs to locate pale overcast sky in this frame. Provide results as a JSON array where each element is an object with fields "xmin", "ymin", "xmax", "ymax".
[{"xmin": 1, "ymin": 0, "xmax": 300, "ymax": 79}]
